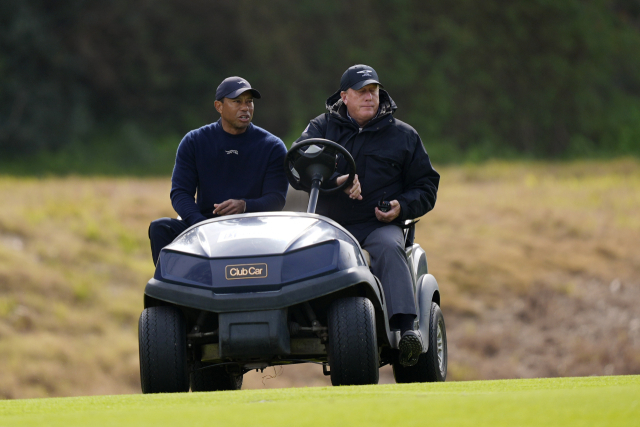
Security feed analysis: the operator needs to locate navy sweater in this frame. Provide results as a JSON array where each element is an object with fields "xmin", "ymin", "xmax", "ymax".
[{"xmin": 170, "ymin": 120, "xmax": 288, "ymax": 226}]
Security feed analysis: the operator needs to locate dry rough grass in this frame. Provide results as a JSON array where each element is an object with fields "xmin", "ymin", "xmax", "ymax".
[
  {"xmin": 0, "ymin": 159, "xmax": 639, "ymax": 398},
  {"xmin": 427, "ymin": 160, "xmax": 640, "ymax": 381}
]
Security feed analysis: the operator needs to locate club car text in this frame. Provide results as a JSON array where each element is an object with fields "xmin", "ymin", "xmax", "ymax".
[{"xmin": 225, "ymin": 263, "xmax": 268, "ymax": 280}]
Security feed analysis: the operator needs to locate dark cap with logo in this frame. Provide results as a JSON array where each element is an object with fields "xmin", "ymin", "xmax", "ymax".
[
  {"xmin": 340, "ymin": 64, "xmax": 383, "ymax": 92},
  {"xmin": 215, "ymin": 76, "xmax": 262, "ymax": 101}
]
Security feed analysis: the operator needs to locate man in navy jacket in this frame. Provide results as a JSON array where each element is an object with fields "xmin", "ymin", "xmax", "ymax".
[
  {"xmin": 295, "ymin": 65, "xmax": 440, "ymax": 367},
  {"xmin": 149, "ymin": 76, "xmax": 288, "ymax": 265}
]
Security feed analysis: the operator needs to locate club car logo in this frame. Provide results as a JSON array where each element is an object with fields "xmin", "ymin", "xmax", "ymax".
[{"xmin": 225, "ymin": 263, "xmax": 268, "ymax": 280}]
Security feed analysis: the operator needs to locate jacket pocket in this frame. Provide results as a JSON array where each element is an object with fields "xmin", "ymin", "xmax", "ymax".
[{"xmin": 364, "ymin": 153, "xmax": 403, "ymax": 185}]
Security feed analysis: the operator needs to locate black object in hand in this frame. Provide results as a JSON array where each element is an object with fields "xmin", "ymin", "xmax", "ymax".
[{"xmin": 378, "ymin": 192, "xmax": 391, "ymax": 212}]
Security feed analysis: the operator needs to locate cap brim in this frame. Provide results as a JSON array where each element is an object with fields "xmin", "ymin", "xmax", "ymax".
[
  {"xmin": 350, "ymin": 79, "xmax": 382, "ymax": 90},
  {"xmin": 219, "ymin": 88, "xmax": 262, "ymax": 100}
]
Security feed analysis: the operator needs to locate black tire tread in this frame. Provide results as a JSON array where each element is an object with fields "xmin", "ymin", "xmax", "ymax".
[
  {"xmin": 393, "ymin": 302, "xmax": 447, "ymax": 383},
  {"xmin": 423, "ymin": 302, "xmax": 447, "ymax": 382},
  {"xmin": 138, "ymin": 306, "xmax": 189, "ymax": 393},
  {"xmin": 327, "ymin": 296, "xmax": 379, "ymax": 386}
]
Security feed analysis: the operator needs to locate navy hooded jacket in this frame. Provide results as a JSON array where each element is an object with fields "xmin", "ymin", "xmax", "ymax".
[{"xmin": 294, "ymin": 90, "xmax": 440, "ymax": 243}]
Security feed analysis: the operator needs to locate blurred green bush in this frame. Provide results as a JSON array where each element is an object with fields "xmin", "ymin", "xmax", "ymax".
[{"xmin": 1, "ymin": 0, "xmax": 639, "ymax": 173}]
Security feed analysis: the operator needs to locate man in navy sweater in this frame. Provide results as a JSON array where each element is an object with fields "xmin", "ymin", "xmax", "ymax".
[{"xmin": 149, "ymin": 76, "xmax": 288, "ymax": 265}]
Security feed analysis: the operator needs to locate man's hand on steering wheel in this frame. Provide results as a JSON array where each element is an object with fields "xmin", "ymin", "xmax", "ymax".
[
  {"xmin": 284, "ymin": 139, "xmax": 356, "ymax": 194},
  {"xmin": 375, "ymin": 200, "xmax": 401, "ymax": 222},
  {"xmin": 336, "ymin": 174, "xmax": 362, "ymax": 200}
]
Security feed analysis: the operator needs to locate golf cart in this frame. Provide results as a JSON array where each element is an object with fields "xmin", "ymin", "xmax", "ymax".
[{"xmin": 138, "ymin": 138, "xmax": 447, "ymax": 393}]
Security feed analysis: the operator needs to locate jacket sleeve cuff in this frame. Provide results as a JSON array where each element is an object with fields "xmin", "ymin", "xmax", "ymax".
[
  {"xmin": 397, "ymin": 199, "xmax": 410, "ymax": 222},
  {"xmin": 185, "ymin": 213, "xmax": 208, "ymax": 227}
]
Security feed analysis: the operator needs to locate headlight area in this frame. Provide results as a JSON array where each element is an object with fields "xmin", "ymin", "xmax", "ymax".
[
  {"xmin": 280, "ymin": 241, "xmax": 340, "ymax": 283},
  {"xmin": 157, "ymin": 250, "xmax": 212, "ymax": 288},
  {"xmin": 156, "ymin": 240, "xmax": 359, "ymax": 292}
]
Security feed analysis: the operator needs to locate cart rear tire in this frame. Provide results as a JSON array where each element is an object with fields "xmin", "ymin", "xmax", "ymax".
[
  {"xmin": 191, "ymin": 361, "xmax": 243, "ymax": 392},
  {"xmin": 138, "ymin": 306, "xmax": 189, "ymax": 393},
  {"xmin": 327, "ymin": 296, "xmax": 379, "ymax": 386},
  {"xmin": 393, "ymin": 302, "xmax": 447, "ymax": 383}
]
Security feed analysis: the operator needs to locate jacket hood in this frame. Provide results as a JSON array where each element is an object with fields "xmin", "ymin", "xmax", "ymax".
[{"xmin": 325, "ymin": 88, "xmax": 397, "ymax": 120}]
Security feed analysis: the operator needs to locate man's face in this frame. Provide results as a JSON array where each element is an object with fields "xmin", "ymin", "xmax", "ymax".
[
  {"xmin": 214, "ymin": 92, "xmax": 254, "ymax": 134},
  {"xmin": 340, "ymin": 84, "xmax": 380, "ymax": 127}
]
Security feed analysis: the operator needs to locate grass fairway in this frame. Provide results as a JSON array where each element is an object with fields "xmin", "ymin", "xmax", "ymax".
[{"xmin": 0, "ymin": 376, "xmax": 638, "ymax": 427}]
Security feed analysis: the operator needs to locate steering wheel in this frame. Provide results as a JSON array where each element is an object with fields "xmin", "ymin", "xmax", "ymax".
[{"xmin": 284, "ymin": 138, "xmax": 356, "ymax": 194}]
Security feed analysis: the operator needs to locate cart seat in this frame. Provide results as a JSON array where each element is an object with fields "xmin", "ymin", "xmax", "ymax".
[
  {"xmin": 283, "ymin": 185, "xmax": 309, "ymax": 213},
  {"xmin": 361, "ymin": 249, "xmax": 371, "ymax": 266}
]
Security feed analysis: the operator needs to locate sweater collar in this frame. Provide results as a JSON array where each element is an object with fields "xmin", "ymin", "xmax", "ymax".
[{"xmin": 215, "ymin": 119, "xmax": 255, "ymax": 138}]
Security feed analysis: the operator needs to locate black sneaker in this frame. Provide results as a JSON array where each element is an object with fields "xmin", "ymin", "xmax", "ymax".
[{"xmin": 399, "ymin": 330, "xmax": 423, "ymax": 367}]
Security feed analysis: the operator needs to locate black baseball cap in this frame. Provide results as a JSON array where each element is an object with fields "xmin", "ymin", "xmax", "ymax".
[
  {"xmin": 215, "ymin": 76, "xmax": 262, "ymax": 101},
  {"xmin": 340, "ymin": 64, "xmax": 383, "ymax": 92}
]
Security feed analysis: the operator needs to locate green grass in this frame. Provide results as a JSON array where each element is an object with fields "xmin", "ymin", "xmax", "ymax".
[{"xmin": 0, "ymin": 376, "xmax": 638, "ymax": 426}]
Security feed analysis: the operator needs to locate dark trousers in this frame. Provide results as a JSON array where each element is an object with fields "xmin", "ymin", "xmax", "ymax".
[
  {"xmin": 362, "ymin": 224, "xmax": 417, "ymax": 324},
  {"xmin": 148, "ymin": 217, "xmax": 190, "ymax": 265}
]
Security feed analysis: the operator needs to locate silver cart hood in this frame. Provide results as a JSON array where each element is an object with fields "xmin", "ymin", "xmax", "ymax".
[{"xmin": 165, "ymin": 212, "xmax": 362, "ymax": 259}]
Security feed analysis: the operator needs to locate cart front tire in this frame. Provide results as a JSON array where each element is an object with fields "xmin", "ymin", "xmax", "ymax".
[
  {"xmin": 327, "ymin": 296, "xmax": 379, "ymax": 386},
  {"xmin": 138, "ymin": 306, "xmax": 189, "ymax": 393}
]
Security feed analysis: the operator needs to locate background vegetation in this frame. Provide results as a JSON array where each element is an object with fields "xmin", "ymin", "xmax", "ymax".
[
  {"xmin": 1, "ymin": 0, "xmax": 639, "ymax": 402},
  {"xmin": 2, "ymin": 0, "xmax": 640, "ymax": 174}
]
